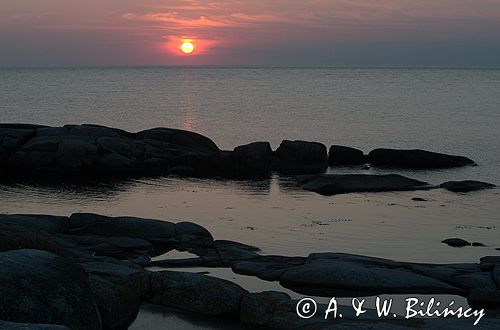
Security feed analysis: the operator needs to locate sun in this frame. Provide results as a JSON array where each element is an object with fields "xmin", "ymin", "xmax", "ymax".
[{"xmin": 180, "ymin": 41, "xmax": 195, "ymax": 54}]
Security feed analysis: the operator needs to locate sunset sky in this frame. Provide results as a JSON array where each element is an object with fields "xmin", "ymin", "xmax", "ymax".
[{"xmin": 1, "ymin": 0, "xmax": 500, "ymax": 67}]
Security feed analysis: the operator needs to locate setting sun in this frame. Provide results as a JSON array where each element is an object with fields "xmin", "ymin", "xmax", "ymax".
[{"xmin": 180, "ymin": 41, "xmax": 195, "ymax": 54}]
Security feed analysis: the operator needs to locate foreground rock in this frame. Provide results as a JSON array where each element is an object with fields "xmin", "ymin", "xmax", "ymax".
[
  {"xmin": 368, "ymin": 148, "xmax": 475, "ymax": 169},
  {"xmin": 2, "ymin": 213, "xmax": 500, "ymax": 329},
  {"xmin": 328, "ymin": 145, "xmax": 366, "ymax": 166},
  {"xmin": 149, "ymin": 271, "xmax": 247, "ymax": 316},
  {"xmin": 302, "ymin": 174, "xmax": 430, "ymax": 195},
  {"xmin": 0, "ymin": 249, "xmax": 101, "ymax": 330},
  {"xmin": 441, "ymin": 180, "xmax": 496, "ymax": 192}
]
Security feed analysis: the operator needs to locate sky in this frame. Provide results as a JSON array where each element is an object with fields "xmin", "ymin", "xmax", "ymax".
[{"xmin": 1, "ymin": 0, "xmax": 500, "ymax": 67}]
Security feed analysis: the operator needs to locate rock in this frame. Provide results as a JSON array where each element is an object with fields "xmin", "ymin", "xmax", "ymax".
[
  {"xmin": 68, "ymin": 213, "xmax": 176, "ymax": 253},
  {"xmin": 275, "ymin": 140, "xmax": 328, "ymax": 175},
  {"xmin": 328, "ymin": 145, "xmax": 366, "ymax": 166},
  {"xmin": 136, "ymin": 127, "xmax": 219, "ymax": 153},
  {"xmin": 211, "ymin": 240, "xmax": 260, "ymax": 265},
  {"xmin": 0, "ymin": 214, "xmax": 69, "ymax": 233},
  {"xmin": 441, "ymin": 180, "xmax": 495, "ymax": 192},
  {"xmin": 472, "ymin": 242, "xmax": 486, "ymax": 247},
  {"xmin": 302, "ymin": 174, "xmax": 430, "ymax": 196},
  {"xmin": 0, "ymin": 230, "xmax": 70, "ymax": 257},
  {"xmin": 368, "ymin": 148, "xmax": 475, "ymax": 169},
  {"xmin": 54, "ymin": 234, "xmax": 153, "ymax": 260},
  {"xmin": 0, "ymin": 249, "xmax": 101, "ymax": 330},
  {"xmin": 234, "ymin": 142, "xmax": 273, "ymax": 177},
  {"xmin": 232, "ymin": 256, "xmax": 306, "ymax": 281},
  {"xmin": 412, "ymin": 197, "xmax": 427, "ymax": 201},
  {"xmin": 205, "ymin": 151, "xmax": 239, "ymax": 177},
  {"xmin": 279, "ymin": 260, "xmax": 464, "ymax": 297},
  {"xmin": 174, "ymin": 221, "xmax": 214, "ymax": 249},
  {"xmin": 149, "ymin": 270, "xmax": 247, "ymax": 316},
  {"xmin": 0, "ymin": 320, "xmax": 70, "ymax": 329},
  {"xmin": 80, "ymin": 258, "xmax": 151, "ymax": 298},
  {"xmin": 442, "ymin": 238, "xmax": 471, "ymax": 247},
  {"xmin": 167, "ymin": 165, "xmax": 194, "ymax": 176},
  {"xmin": 55, "ymin": 139, "xmax": 98, "ymax": 169},
  {"xmin": 494, "ymin": 266, "xmax": 500, "ymax": 288},
  {"xmin": 468, "ymin": 288, "xmax": 500, "ymax": 308},
  {"xmin": 88, "ymin": 274, "xmax": 141, "ymax": 330},
  {"xmin": 240, "ymin": 291, "xmax": 291, "ymax": 326},
  {"xmin": 66, "ymin": 124, "xmax": 121, "ymax": 138},
  {"xmin": 0, "ymin": 128, "xmax": 35, "ymax": 152}
]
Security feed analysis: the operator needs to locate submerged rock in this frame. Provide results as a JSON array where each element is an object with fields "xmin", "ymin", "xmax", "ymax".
[
  {"xmin": 275, "ymin": 140, "xmax": 328, "ymax": 175},
  {"xmin": 368, "ymin": 148, "xmax": 475, "ymax": 169},
  {"xmin": 302, "ymin": 174, "xmax": 430, "ymax": 195},
  {"xmin": 0, "ymin": 249, "xmax": 101, "ymax": 330},
  {"xmin": 328, "ymin": 145, "xmax": 366, "ymax": 166},
  {"xmin": 441, "ymin": 180, "xmax": 496, "ymax": 192}
]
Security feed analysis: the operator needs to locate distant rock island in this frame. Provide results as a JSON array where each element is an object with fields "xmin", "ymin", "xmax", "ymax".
[{"xmin": 0, "ymin": 123, "xmax": 494, "ymax": 195}]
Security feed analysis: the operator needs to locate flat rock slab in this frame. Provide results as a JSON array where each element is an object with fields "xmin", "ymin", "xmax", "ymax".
[
  {"xmin": 279, "ymin": 260, "xmax": 464, "ymax": 297},
  {"xmin": 368, "ymin": 148, "xmax": 475, "ymax": 169},
  {"xmin": 441, "ymin": 180, "xmax": 496, "ymax": 192},
  {"xmin": 302, "ymin": 174, "xmax": 430, "ymax": 195}
]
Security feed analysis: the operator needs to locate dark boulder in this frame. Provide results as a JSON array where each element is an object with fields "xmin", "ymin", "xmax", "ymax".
[
  {"xmin": 302, "ymin": 174, "xmax": 430, "ymax": 196},
  {"xmin": 441, "ymin": 180, "xmax": 495, "ymax": 192},
  {"xmin": 275, "ymin": 140, "xmax": 328, "ymax": 175},
  {"xmin": 328, "ymin": 145, "xmax": 366, "ymax": 166},
  {"xmin": 234, "ymin": 142, "xmax": 273, "ymax": 177},
  {"xmin": 0, "ymin": 249, "xmax": 101, "ymax": 330},
  {"xmin": 368, "ymin": 148, "xmax": 475, "ymax": 169},
  {"xmin": 442, "ymin": 238, "xmax": 471, "ymax": 247}
]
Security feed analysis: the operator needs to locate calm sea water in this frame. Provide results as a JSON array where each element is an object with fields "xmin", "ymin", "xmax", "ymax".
[{"xmin": 0, "ymin": 67, "xmax": 499, "ymax": 263}]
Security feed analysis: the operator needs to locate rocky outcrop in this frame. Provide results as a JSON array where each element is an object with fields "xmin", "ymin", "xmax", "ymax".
[
  {"xmin": 275, "ymin": 140, "xmax": 328, "ymax": 174},
  {"xmin": 302, "ymin": 174, "xmax": 430, "ymax": 195},
  {"xmin": 441, "ymin": 180, "xmax": 496, "ymax": 192},
  {"xmin": 368, "ymin": 148, "xmax": 475, "ymax": 169},
  {"xmin": 0, "ymin": 249, "xmax": 101, "ymax": 330},
  {"xmin": 328, "ymin": 145, "xmax": 366, "ymax": 166},
  {"xmin": 2, "ymin": 212, "xmax": 500, "ymax": 329}
]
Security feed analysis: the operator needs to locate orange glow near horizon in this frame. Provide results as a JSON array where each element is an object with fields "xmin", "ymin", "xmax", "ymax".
[{"xmin": 163, "ymin": 36, "xmax": 217, "ymax": 58}]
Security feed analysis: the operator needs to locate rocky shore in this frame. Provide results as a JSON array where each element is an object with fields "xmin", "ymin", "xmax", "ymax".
[
  {"xmin": 0, "ymin": 123, "xmax": 495, "ymax": 195},
  {"xmin": 1, "ymin": 213, "xmax": 500, "ymax": 329}
]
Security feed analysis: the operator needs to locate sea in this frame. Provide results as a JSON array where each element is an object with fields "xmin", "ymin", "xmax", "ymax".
[{"xmin": 1, "ymin": 67, "xmax": 499, "ymax": 328}]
